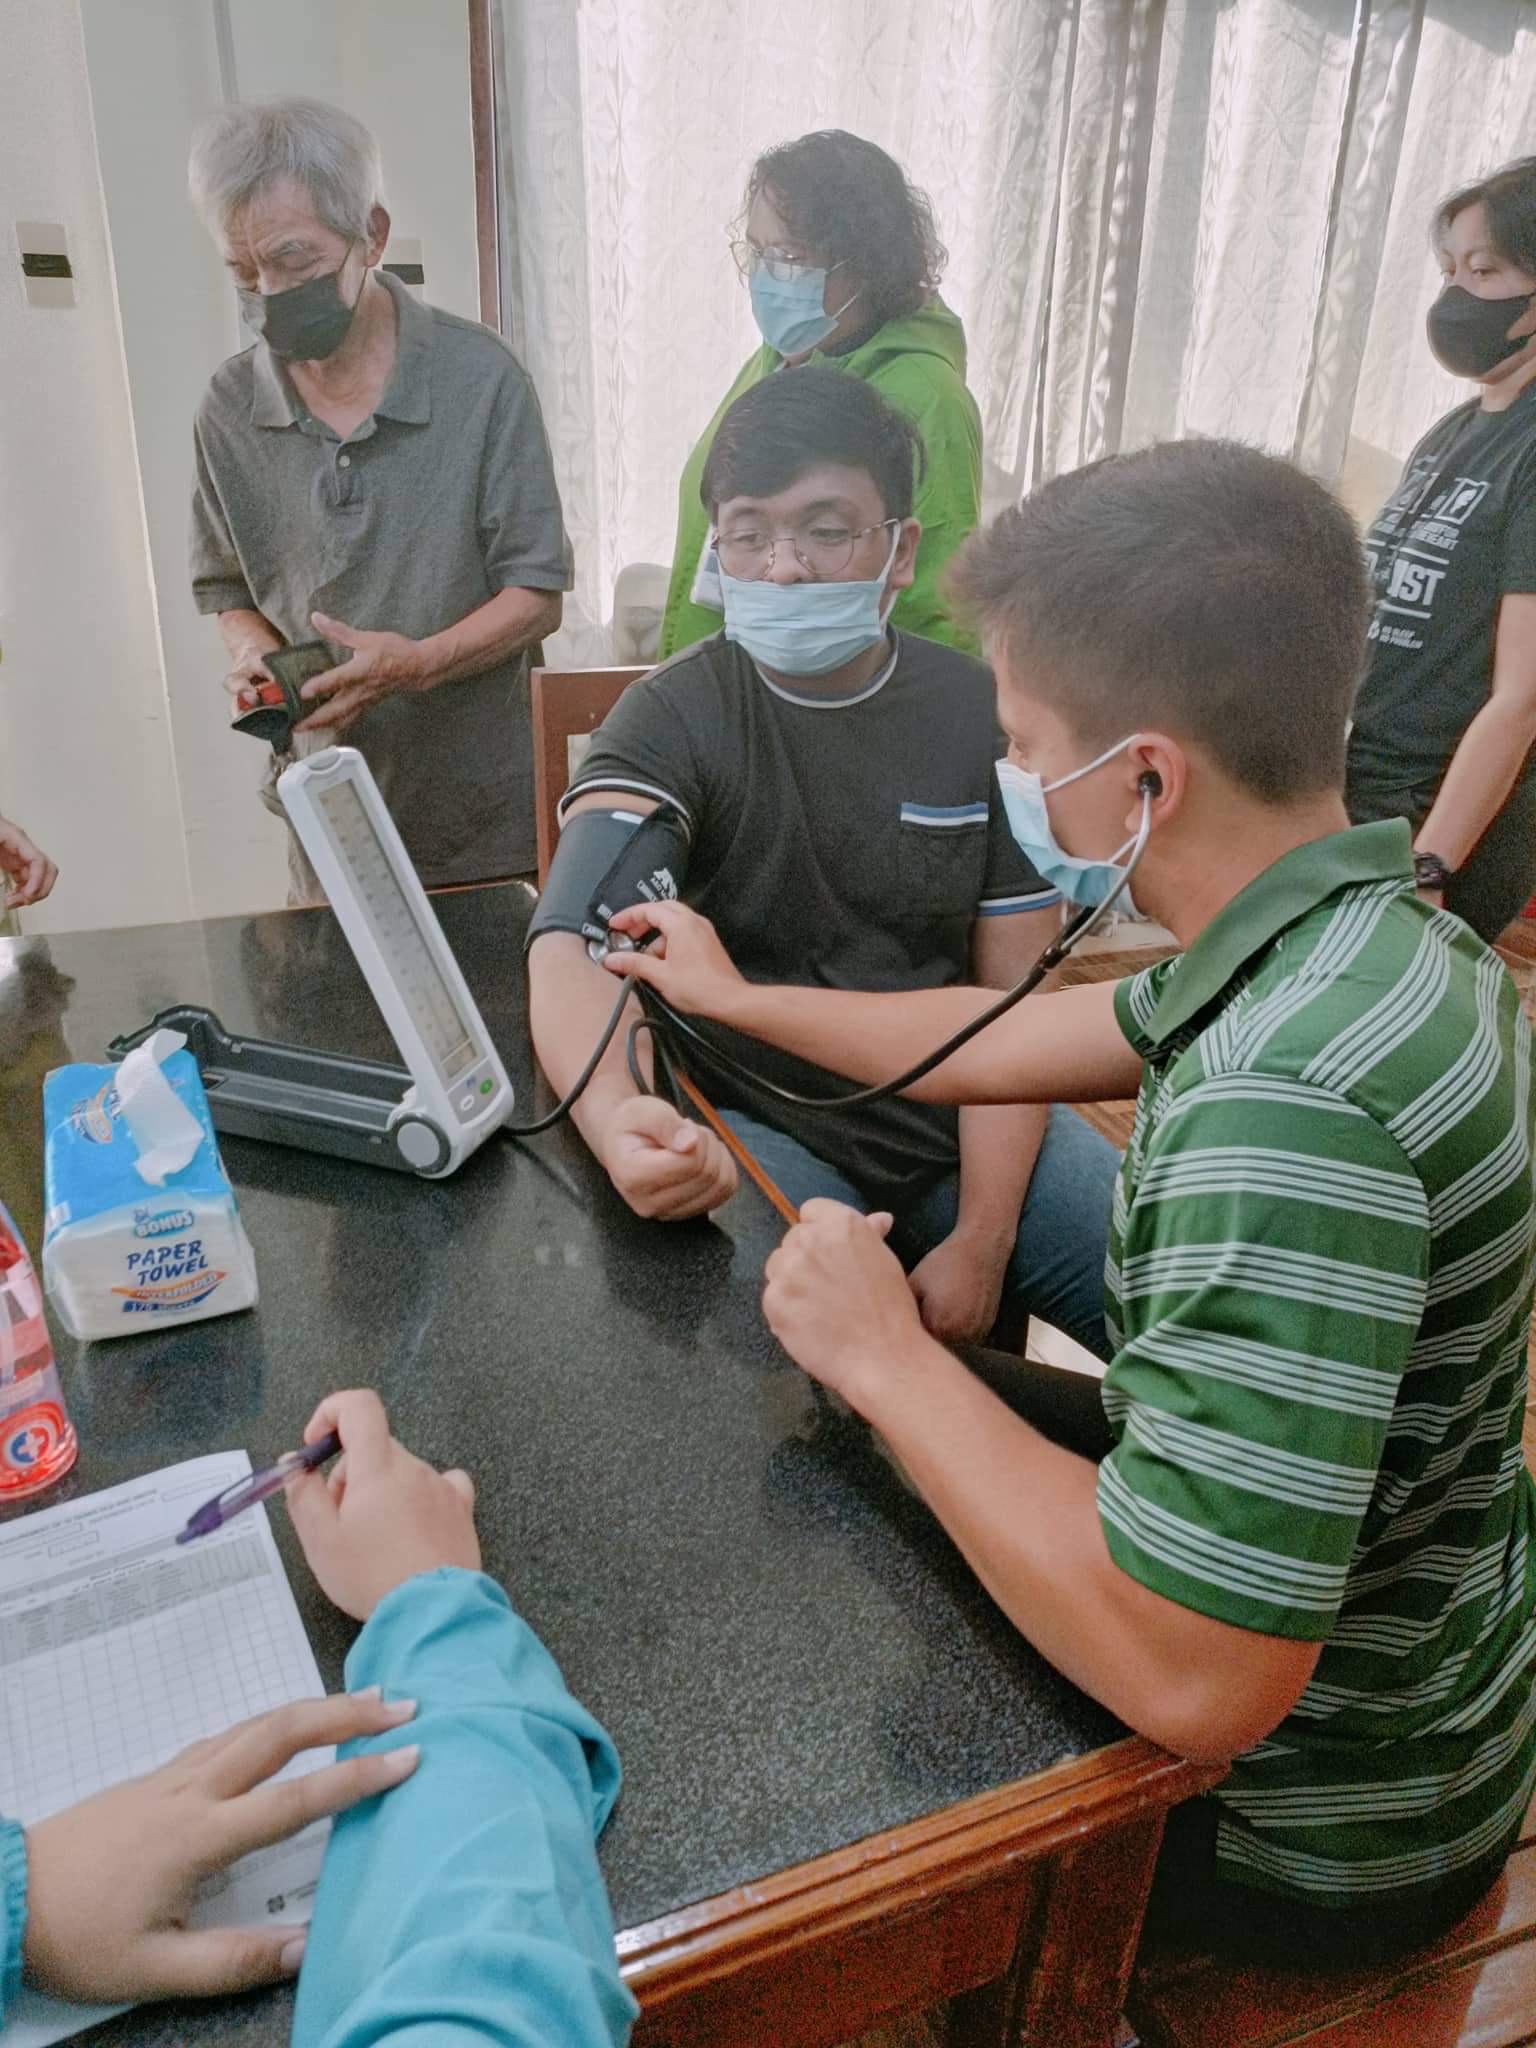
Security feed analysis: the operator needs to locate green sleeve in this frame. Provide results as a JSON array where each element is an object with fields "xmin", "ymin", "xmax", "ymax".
[
  {"xmin": 659, "ymin": 349, "xmax": 775, "ymax": 659},
  {"xmin": 866, "ymin": 356, "xmax": 983, "ymax": 653}
]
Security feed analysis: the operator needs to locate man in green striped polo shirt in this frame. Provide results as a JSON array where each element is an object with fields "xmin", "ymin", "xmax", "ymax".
[{"xmin": 605, "ymin": 439, "xmax": 1536, "ymax": 1961}]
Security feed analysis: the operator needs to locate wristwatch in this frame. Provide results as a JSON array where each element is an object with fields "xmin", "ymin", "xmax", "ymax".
[{"xmin": 1413, "ymin": 851, "xmax": 1455, "ymax": 894}]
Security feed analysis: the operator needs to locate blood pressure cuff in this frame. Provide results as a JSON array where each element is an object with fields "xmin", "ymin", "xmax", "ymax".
[{"xmin": 525, "ymin": 802, "xmax": 692, "ymax": 953}]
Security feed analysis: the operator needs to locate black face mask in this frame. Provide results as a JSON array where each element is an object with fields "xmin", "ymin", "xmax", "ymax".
[
  {"xmin": 238, "ymin": 252, "xmax": 361, "ymax": 362},
  {"xmin": 1426, "ymin": 283, "xmax": 1536, "ymax": 379}
]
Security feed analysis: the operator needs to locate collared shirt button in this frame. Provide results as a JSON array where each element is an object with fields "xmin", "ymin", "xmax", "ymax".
[{"xmin": 338, "ymin": 453, "xmax": 352, "ymax": 468}]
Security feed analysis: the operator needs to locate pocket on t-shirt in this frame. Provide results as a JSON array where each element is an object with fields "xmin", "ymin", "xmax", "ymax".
[{"xmin": 895, "ymin": 803, "xmax": 989, "ymax": 917}]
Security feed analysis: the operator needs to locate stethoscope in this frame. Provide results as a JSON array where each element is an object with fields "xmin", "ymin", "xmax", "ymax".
[{"xmin": 506, "ymin": 779, "xmax": 1159, "ymax": 1138}]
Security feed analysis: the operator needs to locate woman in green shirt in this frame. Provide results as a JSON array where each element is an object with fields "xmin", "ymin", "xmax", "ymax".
[{"xmin": 660, "ymin": 130, "xmax": 982, "ymax": 659}]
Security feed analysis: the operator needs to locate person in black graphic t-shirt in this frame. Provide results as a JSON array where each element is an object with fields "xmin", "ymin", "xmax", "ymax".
[
  {"xmin": 526, "ymin": 371, "xmax": 1120, "ymax": 1359},
  {"xmin": 1348, "ymin": 158, "xmax": 1536, "ymax": 940}
]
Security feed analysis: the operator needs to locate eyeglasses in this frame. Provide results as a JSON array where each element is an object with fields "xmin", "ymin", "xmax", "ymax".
[
  {"xmin": 712, "ymin": 518, "xmax": 898, "ymax": 581},
  {"xmin": 728, "ymin": 236, "xmax": 844, "ymax": 284}
]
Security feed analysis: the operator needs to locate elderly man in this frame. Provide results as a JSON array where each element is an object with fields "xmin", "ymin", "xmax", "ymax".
[{"xmin": 187, "ymin": 98, "xmax": 572, "ymax": 899}]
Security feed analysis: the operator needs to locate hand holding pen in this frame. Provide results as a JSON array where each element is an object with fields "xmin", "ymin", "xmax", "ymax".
[
  {"xmin": 180, "ymin": 1394, "xmax": 479, "ymax": 1620},
  {"xmin": 281, "ymin": 1391, "xmax": 481, "ymax": 1621}
]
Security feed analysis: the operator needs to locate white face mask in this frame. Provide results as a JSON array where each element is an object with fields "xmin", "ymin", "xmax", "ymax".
[
  {"xmin": 720, "ymin": 525, "xmax": 900, "ymax": 678},
  {"xmin": 995, "ymin": 736, "xmax": 1151, "ymax": 913}
]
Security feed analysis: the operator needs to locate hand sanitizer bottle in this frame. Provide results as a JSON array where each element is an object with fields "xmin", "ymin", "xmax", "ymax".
[{"xmin": 0, "ymin": 1197, "xmax": 78, "ymax": 1499}]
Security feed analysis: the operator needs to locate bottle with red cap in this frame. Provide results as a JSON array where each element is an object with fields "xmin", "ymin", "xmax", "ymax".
[{"xmin": 0, "ymin": 1197, "xmax": 78, "ymax": 1499}]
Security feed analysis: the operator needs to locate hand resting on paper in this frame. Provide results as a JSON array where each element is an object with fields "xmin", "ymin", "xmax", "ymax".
[
  {"xmin": 19, "ymin": 1391, "xmax": 482, "ymax": 2009},
  {"xmin": 22, "ymin": 1692, "xmax": 419, "ymax": 2002}
]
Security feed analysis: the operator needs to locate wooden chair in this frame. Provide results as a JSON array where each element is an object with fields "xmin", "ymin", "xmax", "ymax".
[
  {"xmin": 1126, "ymin": 1788, "xmax": 1536, "ymax": 2048},
  {"xmin": 530, "ymin": 665, "xmax": 648, "ymax": 886}
]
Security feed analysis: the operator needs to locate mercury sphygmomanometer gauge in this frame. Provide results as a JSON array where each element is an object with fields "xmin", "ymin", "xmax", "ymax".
[
  {"xmin": 112, "ymin": 748, "xmax": 515, "ymax": 1179},
  {"xmin": 275, "ymin": 748, "xmax": 515, "ymax": 1175}
]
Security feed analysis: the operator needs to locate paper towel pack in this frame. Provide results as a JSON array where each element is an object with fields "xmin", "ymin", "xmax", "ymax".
[{"xmin": 42, "ymin": 1031, "xmax": 258, "ymax": 1341}]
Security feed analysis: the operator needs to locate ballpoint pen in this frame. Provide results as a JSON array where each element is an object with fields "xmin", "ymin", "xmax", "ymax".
[{"xmin": 176, "ymin": 1429, "xmax": 342, "ymax": 1544}]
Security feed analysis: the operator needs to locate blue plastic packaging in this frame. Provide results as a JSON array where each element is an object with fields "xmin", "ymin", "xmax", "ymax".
[{"xmin": 42, "ymin": 1049, "xmax": 258, "ymax": 1341}]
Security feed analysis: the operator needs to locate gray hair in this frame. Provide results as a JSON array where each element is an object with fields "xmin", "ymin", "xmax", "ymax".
[{"xmin": 188, "ymin": 97, "xmax": 385, "ymax": 242}]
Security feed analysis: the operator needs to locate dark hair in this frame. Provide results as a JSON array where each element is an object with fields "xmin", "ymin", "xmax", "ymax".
[
  {"xmin": 745, "ymin": 130, "xmax": 945, "ymax": 327},
  {"xmin": 700, "ymin": 366, "xmax": 926, "ymax": 520},
  {"xmin": 1436, "ymin": 157, "xmax": 1536, "ymax": 276},
  {"xmin": 948, "ymin": 440, "xmax": 1369, "ymax": 804}
]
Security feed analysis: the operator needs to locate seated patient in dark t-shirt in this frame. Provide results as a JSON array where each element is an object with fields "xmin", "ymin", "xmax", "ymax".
[{"xmin": 527, "ymin": 371, "xmax": 1118, "ymax": 1355}]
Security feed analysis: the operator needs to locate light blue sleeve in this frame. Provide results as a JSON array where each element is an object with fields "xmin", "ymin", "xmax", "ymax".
[
  {"xmin": 1, "ymin": 1819, "xmax": 26, "ymax": 2024},
  {"xmin": 292, "ymin": 1568, "xmax": 637, "ymax": 2048}
]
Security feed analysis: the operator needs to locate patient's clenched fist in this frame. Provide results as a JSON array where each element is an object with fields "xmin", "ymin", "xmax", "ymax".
[{"xmin": 599, "ymin": 1095, "xmax": 739, "ymax": 1219}]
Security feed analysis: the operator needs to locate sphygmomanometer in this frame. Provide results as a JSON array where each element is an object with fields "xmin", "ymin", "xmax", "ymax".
[
  {"xmin": 497, "ymin": 798, "xmax": 696, "ymax": 1137},
  {"xmin": 526, "ymin": 801, "xmax": 692, "ymax": 960}
]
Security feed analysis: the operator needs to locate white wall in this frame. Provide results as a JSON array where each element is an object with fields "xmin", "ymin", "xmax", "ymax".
[
  {"xmin": 5, "ymin": 0, "xmax": 482, "ymax": 936},
  {"xmin": 335, "ymin": 0, "xmax": 480, "ymax": 325},
  {"xmin": 0, "ymin": 0, "xmax": 192, "ymax": 937},
  {"xmin": 79, "ymin": 0, "xmax": 289, "ymax": 926}
]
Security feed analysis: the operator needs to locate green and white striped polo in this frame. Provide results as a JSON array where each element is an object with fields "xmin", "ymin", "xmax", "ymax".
[{"xmin": 1102, "ymin": 819, "xmax": 1536, "ymax": 1907}]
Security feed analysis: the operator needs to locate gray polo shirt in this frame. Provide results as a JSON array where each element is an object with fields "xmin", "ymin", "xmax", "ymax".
[{"xmin": 190, "ymin": 270, "xmax": 572, "ymax": 884}]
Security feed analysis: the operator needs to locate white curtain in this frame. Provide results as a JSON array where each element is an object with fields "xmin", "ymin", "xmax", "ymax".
[
  {"xmin": 492, "ymin": 0, "xmax": 1536, "ymax": 663},
  {"xmin": 1109, "ymin": 1, "xmax": 1536, "ymax": 508}
]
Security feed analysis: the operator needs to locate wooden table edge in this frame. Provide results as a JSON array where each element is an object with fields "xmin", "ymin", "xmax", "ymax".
[{"xmin": 616, "ymin": 1735, "xmax": 1222, "ymax": 2004}]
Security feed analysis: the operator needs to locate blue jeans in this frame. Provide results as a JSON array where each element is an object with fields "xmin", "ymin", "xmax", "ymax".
[{"xmin": 721, "ymin": 1105, "xmax": 1118, "ymax": 1361}]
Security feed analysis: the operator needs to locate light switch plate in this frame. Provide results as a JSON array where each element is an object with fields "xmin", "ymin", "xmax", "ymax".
[
  {"xmin": 16, "ymin": 221, "xmax": 74, "ymax": 308},
  {"xmin": 382, "ymin": 235, "xmax": 424, "ymax": 298}
]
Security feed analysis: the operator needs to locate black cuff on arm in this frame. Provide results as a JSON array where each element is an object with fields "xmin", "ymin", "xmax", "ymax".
[{"xmin": 526, "ymin": 802, "xmax": 692, "ymax": 953}]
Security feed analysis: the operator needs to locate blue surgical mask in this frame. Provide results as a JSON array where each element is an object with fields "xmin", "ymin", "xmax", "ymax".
[
  {"xmin": 721, "ymin": 527, "xmax": 899, "ymax": 678},
  {"xmin": 996, "ymin": 737, "xmax": 1149, "ymax": 912},
  {"xmin": 749, "ymin": 262, "xmax": 858, "ymax": 358}
]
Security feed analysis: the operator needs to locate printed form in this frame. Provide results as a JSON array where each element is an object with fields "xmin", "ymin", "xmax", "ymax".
[{"xmin": 0, "ymin": 1452, "xmax": 330, "ymax": 2045}]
